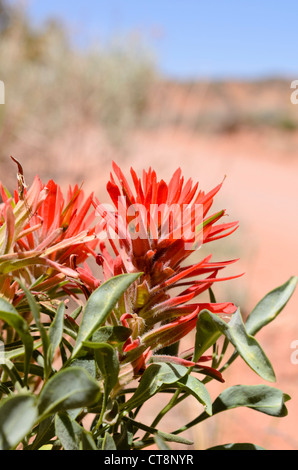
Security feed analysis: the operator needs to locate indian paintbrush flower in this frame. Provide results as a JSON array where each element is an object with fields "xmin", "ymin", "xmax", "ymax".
[
  {"xmin": 0, "ymin": 158, "xmax": 98, "ymax": 305},
  {"xmin": 93, "ymin": 162, "xmax": 242, "ymax": 381}
]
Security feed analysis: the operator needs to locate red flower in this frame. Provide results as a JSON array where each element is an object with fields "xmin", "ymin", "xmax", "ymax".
[
  {"xmin": 93, "ymin": 163, "xmax": 242, "ymax": 380},
  {"xmin": 24, "ymin": 179, "xmax": 98, "ymax": 271},
  {"xmin": 0, "ymin": 160, "xmax": 98, "ymax": 303}
]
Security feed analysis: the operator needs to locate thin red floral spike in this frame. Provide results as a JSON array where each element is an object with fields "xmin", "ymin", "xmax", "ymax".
[
  {"xmin": 24, "ymin": 180, "xmax": 97, "ymax": 264},
  {"xmin": 92, "ymin": 163, "xmax": 242, "ymax": 382}
]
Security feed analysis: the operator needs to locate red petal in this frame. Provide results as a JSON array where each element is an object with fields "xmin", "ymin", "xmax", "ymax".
[
  {"xmin": 112, "ymin": 161, "xmax": 135, "ymax": 204},
  {"xmin": 156, "ymin": 180, "xmax": 168, "ymax": 204}
]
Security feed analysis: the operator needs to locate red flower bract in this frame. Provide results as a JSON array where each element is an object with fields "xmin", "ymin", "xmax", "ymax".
[
  {"xmin": 94, "ymin": 163, "xmax": 242, "ymax": 379},
  {"xmin": 0, "ymin": 164, "xmax": 98, "ymax": 304}
]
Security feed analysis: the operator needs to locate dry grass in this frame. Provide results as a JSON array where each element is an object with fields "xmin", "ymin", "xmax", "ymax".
[
  {"xmin": 0, "ymin": 1, "xmax": 156, "ymax": 187},
  {"xmin": 1, "ymin": 2, "xmax": 296, "ymax": 190}
]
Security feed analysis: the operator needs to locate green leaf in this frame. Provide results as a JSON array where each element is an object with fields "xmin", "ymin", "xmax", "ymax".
[
  {"xmin": 102, "ymin": 399, "xmax": 119, "ymax": 425},
  {"xmin": 154, "ymin": 434, "xmax": 171, "ymax": 450},
  {"xmin": 48, "ymin": 302, "xmax": 65, "ymax": 365},
  {"xmin": 37, "ymin": 367, "xmax": 101, "ymax": 419},
  {"xmin": 176, "ymin": 375, "xmax": 212, "ymax": 416},
  {"xmin": 71, "ymin": 273, "xmax": 141, "ymax": 359},
  {"xmin": 1, "ymin": 359, "xmax": 23, "ymax": 387},
  {"xmin": 113, "ymin": 423, "xmax": 134, "ymax": 450},
  {"xmin": 87, "ymin": 343, "xmax": 119, "ymax": 398},
  {"xmin": 1, "ymin": 205, "xmax": 15, "ymax": 255},
  {"xmin": 3, "ymin": 339, "xmax": 42, "ymax": 362},
  {"xmin": 55, "ymin": 412, "xmax": 97, "ymax": 450},
  {"xmin": 0, "ymin": 394, "xmax": 37, "ymax": 450},
  {"xmin": 19, "ymin": 281, "xmax": 50, "ymax": 376},
  {"xmin": 27, "ymin": 417, "xmax": 55, "ymax": 450},
  {"xmin": 70, "ymin": 357, "xmax": 97, "ymax": 379},
  {"xmin": 195, "ymin": 210, "xmax": 225, "ymax": 234},
  {"xmin": 92, "ymin": 325, "xmax": 132, "ymax": 344},
  {"xmin": 208, "ymin": 287, "xmax": 217, "ymax": 304},
  {"xmin": 102, "ymin": 432, "xmax": 117, "ymax": 450},
  {"xmin": 211, "ymin": 385, "xmax": 290, "ymax": 417},
  {"xmin": 193, "ymin": 309, "xmax": 276, "ymax": 382},
  {"xmin": 0, "ymin": 253, "xmax": 43, "ymax": 275},
  {"xmin": 86, "ymin": 343, "xmax": 120, "ymax": 429},
  {"xmin": 124, "ymin": 362, "xmax": 189, "ymax": 411},
  {"xmin": 173, "ymin": 385, "xmax": 290, "ymax": 437},
  {"xmin": 193, "ymin": 310, "xmax": 222, "ymax": 362},
  {"xmin": 0, "ymin": 297, "xmax": 33, "ymax": 383},
  {"xmin": 245, "ymin": 276, "xmax": 298, "ymax": 336},
  {"xmin": 124, "ymin": 416, "xmax": 193, "ymax": 446},
  {"xmin": 207, "ymin": 443, "xmax": 265, "ymax": 450},
  {"xmin": 14, "ymin": 362, "xmax": 44, "ymax": 378}
]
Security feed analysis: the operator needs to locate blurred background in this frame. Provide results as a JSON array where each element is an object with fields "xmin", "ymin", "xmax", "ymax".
[{"xmin": 1, "ymin": 0, "xmax": 298, "ymax": 450}]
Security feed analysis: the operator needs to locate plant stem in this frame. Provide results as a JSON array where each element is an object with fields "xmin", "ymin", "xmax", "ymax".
[{"xmin": 143, "ymin": 389, "xmax": 181, "ymax": 441}]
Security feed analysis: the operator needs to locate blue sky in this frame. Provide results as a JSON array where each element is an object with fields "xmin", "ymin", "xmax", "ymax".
[{"xmin": 23, "ymin": 0, "xmax": 298, "ymax": 80}]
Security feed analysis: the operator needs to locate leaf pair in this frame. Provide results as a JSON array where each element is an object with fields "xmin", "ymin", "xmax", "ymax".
[
  {"xmin": 193, "ymin": 308, "xmax": 276, "ymax": 382},
  {"xmin": 124, "ymin": 361, "xmax": 212, "ymax": 416},
  {"xmin": 193, "ymin": 276, "xmax": 298, "ymax": 383},
  {"xmin": 173, "ymin": 383, "xmax": 290, "ymax": 436}
]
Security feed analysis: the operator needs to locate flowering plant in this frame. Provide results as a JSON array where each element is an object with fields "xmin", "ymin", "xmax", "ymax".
[{"xmin": 0, "ymin": 159, "xmax": 296, "ymax": 451}]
